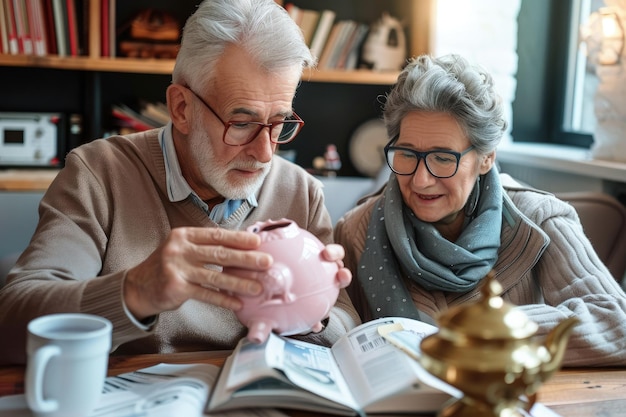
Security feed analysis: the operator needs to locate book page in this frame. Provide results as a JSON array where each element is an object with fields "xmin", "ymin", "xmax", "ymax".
[
  {"xmin": 225, "ymin": 334, "xmax": 286, "ymax": 392},
  {"xmin": 208, "ymin": 334, "xmax": 357, "ymax": 415},
  {"xmin": 265, "ymin": 335, "xmax": 358, "ymax": 411},
  {"xmin": 210, "ymin": 318, "xmax": 454, "ymax": 415},
  {"xmin": 330, "ymin": 317, "xmax": 456, "ymax": 414}
]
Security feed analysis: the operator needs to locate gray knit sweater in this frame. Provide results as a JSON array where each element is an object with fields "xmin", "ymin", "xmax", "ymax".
[
  {"xmin": 0, "ymin": 129, "xmax": 360, "ymax": 364},
  {"xmin": 335, "ymin": 174, "xmax": 626, "ymax": 367}
]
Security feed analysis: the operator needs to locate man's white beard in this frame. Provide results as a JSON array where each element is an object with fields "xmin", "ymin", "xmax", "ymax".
[
  {"xmin": 189, "ymin": 127, "xmax": 272, "ymax": 200},
  {"xmin": 212, "ymin": 158, "xmax": 271, "ymax": 200}
]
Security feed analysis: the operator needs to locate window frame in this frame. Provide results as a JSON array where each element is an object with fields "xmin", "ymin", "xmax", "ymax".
[{"xmin": 512, "ymin": 0, "xmax": 594, "ymax": 148}]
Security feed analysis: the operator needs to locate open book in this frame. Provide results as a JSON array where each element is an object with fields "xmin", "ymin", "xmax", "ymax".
[
  {"xmin": 207, "ymin": 317, "xmax": 459, "ymax": 416},
  {"xmin": 0, "ymin": 318, "xmax": 563, "ymax": 417}
]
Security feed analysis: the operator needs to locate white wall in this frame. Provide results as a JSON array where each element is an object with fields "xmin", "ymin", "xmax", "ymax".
[{"xmin": 431, "ymin": 0, "xmax": 522, "ymax": 146}]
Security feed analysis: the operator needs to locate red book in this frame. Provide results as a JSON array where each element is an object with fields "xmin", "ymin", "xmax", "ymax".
[
  {"xmin": 65, "ymin": 0, "xmax": 77, "ymax": 55},
  {"xmin": 12, "ymin": 0, "xmax": 33, "ymax": 54},
  {"xmin": 26, "ymin": 0, "xmax": 47, "ymax": 56},
  {"xmin": 111, "ymin": 106, "xmax": 154, "ymax": 132},
  {"xmin": 107, "ymin": 0, "xmax": 113, "ymax": 56},
  {"xmin": 41, "ymin": 0, "xmax": 56, "ymax": 54},
  {"xmin": 100, "ymin": 0, "xmax": 108, "ymax": 56}
]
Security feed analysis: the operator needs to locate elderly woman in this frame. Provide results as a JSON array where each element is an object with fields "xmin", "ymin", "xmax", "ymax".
[{"xmin": 335, "ymin": 54, "xmax": 626, "ymax": 367}]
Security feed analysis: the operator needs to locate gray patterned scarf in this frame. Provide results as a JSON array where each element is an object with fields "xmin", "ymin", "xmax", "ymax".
[{"xmin": 357, "ymin": 167, "xmax": 502, "ymax": 321}]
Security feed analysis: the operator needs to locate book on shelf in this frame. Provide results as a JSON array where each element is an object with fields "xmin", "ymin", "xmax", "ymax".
[
  {"xmin": 284, "ymin": 4, "xmax": 319, "ymax": 47},
  {"xmin": 112, "ymin": 103, "xmax": 157, "ymax": 132},
  {"xmin": 308, "ymin": 9, "xmax": 335, "ymax": 61},
  {"xmin": 283, "ymin": 2, "xmax": 301, "ymax": 26},
  {"xmin": 3, "ymin": 0, "xmax": 19, "ymax": 54},
  {"xmin": 96, "ymin": 0, "xmax": 115, "ymax": 57},
  {"xmin": 112, "ymin": 102, "xmax": 169, "ymax": 134},
  {"xmin": 335, "ymin": 22, "xmax": 368, "ymax": 70},
  {"xmin": 87, "ymin": 0, "xmax": 99, "ymax": 57},
  {"xmin": 318, "ymin": 20, "xmax": 357, "ymax": 70},
  {"xmin": 25, "ymin": 0, "xmax": 47, "ymax": 56},
  {"xmin": 285, "ymin": 4, "xmax": 340, "ymax": 63},
  {"xmin": 140, "ymin": 101, "xmax": 170, "ymax": 126},
  {"xmin": 107, "ymin": 0, "xmax": 113, "ymax": 56},
  {"xmin": 51, "ymin": 0, "xmax": 66, "ymax": 56},
  {"xmin": 41, "ymin": 0, "xmax": 56, "ymax": 54},
  {"xmin": 0, "ymin": 0, "xmax": 9, "ymax": 54},
  {"xmin": 0, "ymin": 0, "xmax": 6, "ymax": 53},
  {"xmin": 315, "ymin": 20, "xmax": 341, "ymax": 70},
  {"xmin": 207, "ymin": 316, "xmax": 459, "ymax": 416},
  {"xmin": 298, "ymin": 8, "xmax": 319, "ymax": 47},
  {"xmin": 65, "ymin": 0, "xmax": 78, "ymax": 55},
  {"xmin": 100, "ymin": 0, "xmax": 108, "ymax": 56},
  {"xmin": 11, "ymin": 0, "xmax": 33, "ymax": 54}
]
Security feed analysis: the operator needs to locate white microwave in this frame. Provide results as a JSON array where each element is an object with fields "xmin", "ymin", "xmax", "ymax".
[{"xmin": 0, "ymin": 112, "xmax": 62, "ymax": 166}]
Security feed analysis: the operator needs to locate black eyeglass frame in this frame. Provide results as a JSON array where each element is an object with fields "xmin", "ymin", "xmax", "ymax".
[
  {"xmin": 384, "ymin": 136, "xmax": 475, "ymax": 178},
  {"xmin": 185, "ymin": 86, "xmax": 305, "ymax": 146}
]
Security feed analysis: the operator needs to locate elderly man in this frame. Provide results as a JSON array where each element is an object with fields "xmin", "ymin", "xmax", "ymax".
[{"xmin": 0, "ymin": 0, "xmax": 360, "ymax": 364}]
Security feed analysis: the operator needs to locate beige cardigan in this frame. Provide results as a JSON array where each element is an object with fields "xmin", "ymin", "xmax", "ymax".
[{"xmin": 335, "ymin": 174, "xmax": 626, "ymax": 367}]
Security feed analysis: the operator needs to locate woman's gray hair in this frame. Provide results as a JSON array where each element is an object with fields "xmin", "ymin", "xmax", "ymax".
[
  {"xmin": 383, "ymin": 54, "xmax": 507, "ymax": 154},
  {"xmin": 172, "ymin": 0, "xmax": 315, "ymax": 89}
]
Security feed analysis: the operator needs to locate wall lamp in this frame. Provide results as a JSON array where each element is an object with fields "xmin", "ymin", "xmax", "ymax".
[{"xmin": 582, "ymin": 7, "xmax": 624, "ymax": 66}]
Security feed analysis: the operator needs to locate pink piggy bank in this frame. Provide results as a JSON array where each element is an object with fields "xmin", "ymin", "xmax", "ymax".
[{"xmin": 226, "ymin": 218, "xmax": 340, "ymax": 344}]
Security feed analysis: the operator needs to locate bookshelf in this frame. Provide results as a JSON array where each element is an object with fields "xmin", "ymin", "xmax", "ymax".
[
  {"xmin": 0, "ymin": 0, "xmax": 434, "ymax": 177},
  {"xmin": 0, "ymin": 54, "xmax": 404, "ymax": 83}
]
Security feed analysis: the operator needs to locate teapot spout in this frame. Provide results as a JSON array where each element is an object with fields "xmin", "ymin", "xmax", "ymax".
[{"xmin": 541, "ymin": 316, "xmax": 579, "ymax": 377}]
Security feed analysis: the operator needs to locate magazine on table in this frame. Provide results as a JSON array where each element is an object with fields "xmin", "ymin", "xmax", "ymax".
[
  {"xmin": 0, "ymin": 363, "xmax": 286, "ymax": 417},
  {"xmin": 207, "ymin": 317, "xmax": 459, "ymax": 416}
]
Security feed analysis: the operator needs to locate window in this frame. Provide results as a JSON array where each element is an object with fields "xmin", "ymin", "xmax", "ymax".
[
  {"xmin": 512, "ymin": 0, "xmax": 598, "ymax": 148},
  {"xmin": 563, "ymin": 0, "xmax": 603, "ymax": 135}
]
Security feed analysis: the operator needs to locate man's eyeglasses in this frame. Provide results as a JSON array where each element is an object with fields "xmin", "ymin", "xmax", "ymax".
[
  {"xmin": 185, "ymin": 86, "xmax": 305, "ymax": 146},
  {"xmin": 384, "ymin": 137, "xmax": 475, "ymax": 178}
]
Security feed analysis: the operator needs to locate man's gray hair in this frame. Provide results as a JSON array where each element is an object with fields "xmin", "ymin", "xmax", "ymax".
[{"xmin": 172, "ymin": 0, "xmax": 315, "ymax": 89}]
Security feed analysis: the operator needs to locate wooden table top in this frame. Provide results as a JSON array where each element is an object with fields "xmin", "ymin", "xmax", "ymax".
[
  {"xmin": 0, "ymin": 169, "xmax": 59, "ymax": 191},
  {"xmin": 1, "ymin": 350, "xmax": 625, "ymax": 416}
]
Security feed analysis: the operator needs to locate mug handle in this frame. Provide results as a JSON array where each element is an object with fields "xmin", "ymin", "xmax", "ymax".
[{"xmin": 25, "ymin": 345, "xmax": 61, "ymax": 413}]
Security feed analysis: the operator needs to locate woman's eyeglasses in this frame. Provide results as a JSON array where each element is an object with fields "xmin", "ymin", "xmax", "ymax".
[{"xmin": 384, "ymin": 137, "xmax": 475, "ymax": 178}]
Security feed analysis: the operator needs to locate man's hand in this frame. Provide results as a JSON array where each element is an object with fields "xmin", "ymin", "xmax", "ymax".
[{"xmin": 123, "ymin": 227, "xmax": 273, "ymax": 320}]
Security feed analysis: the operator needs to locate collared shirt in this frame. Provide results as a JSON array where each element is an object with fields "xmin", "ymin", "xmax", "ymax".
[{"xmin": 159, "ymin": 122, "xmax": 258, "ymax": 222}]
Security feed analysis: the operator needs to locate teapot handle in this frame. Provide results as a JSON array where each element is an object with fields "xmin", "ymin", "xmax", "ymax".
[{"xmin": 521, "ymin": 392, "xmax": 537, "ymax": 413}]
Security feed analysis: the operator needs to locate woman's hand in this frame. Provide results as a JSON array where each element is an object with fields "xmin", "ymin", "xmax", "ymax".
[{"xmin": 321, "ymin": 243, "xmax": 352, "ymax": 288}]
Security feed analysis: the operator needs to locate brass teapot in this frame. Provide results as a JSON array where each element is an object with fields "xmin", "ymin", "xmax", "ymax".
[{"xmin": 419, "ymin": 271, "xmax": 579, "ymax": 417}]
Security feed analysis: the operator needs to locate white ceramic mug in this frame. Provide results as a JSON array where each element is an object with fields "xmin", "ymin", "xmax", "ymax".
[{"xmin": 25, "ymin": 313, "xmax": 112, "ymax": 417}]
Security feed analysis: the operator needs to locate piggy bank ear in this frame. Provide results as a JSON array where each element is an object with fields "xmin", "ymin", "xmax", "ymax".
[{"xmin": 260, "ymin": 263, "xmax": 295, "ymax": 305}]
